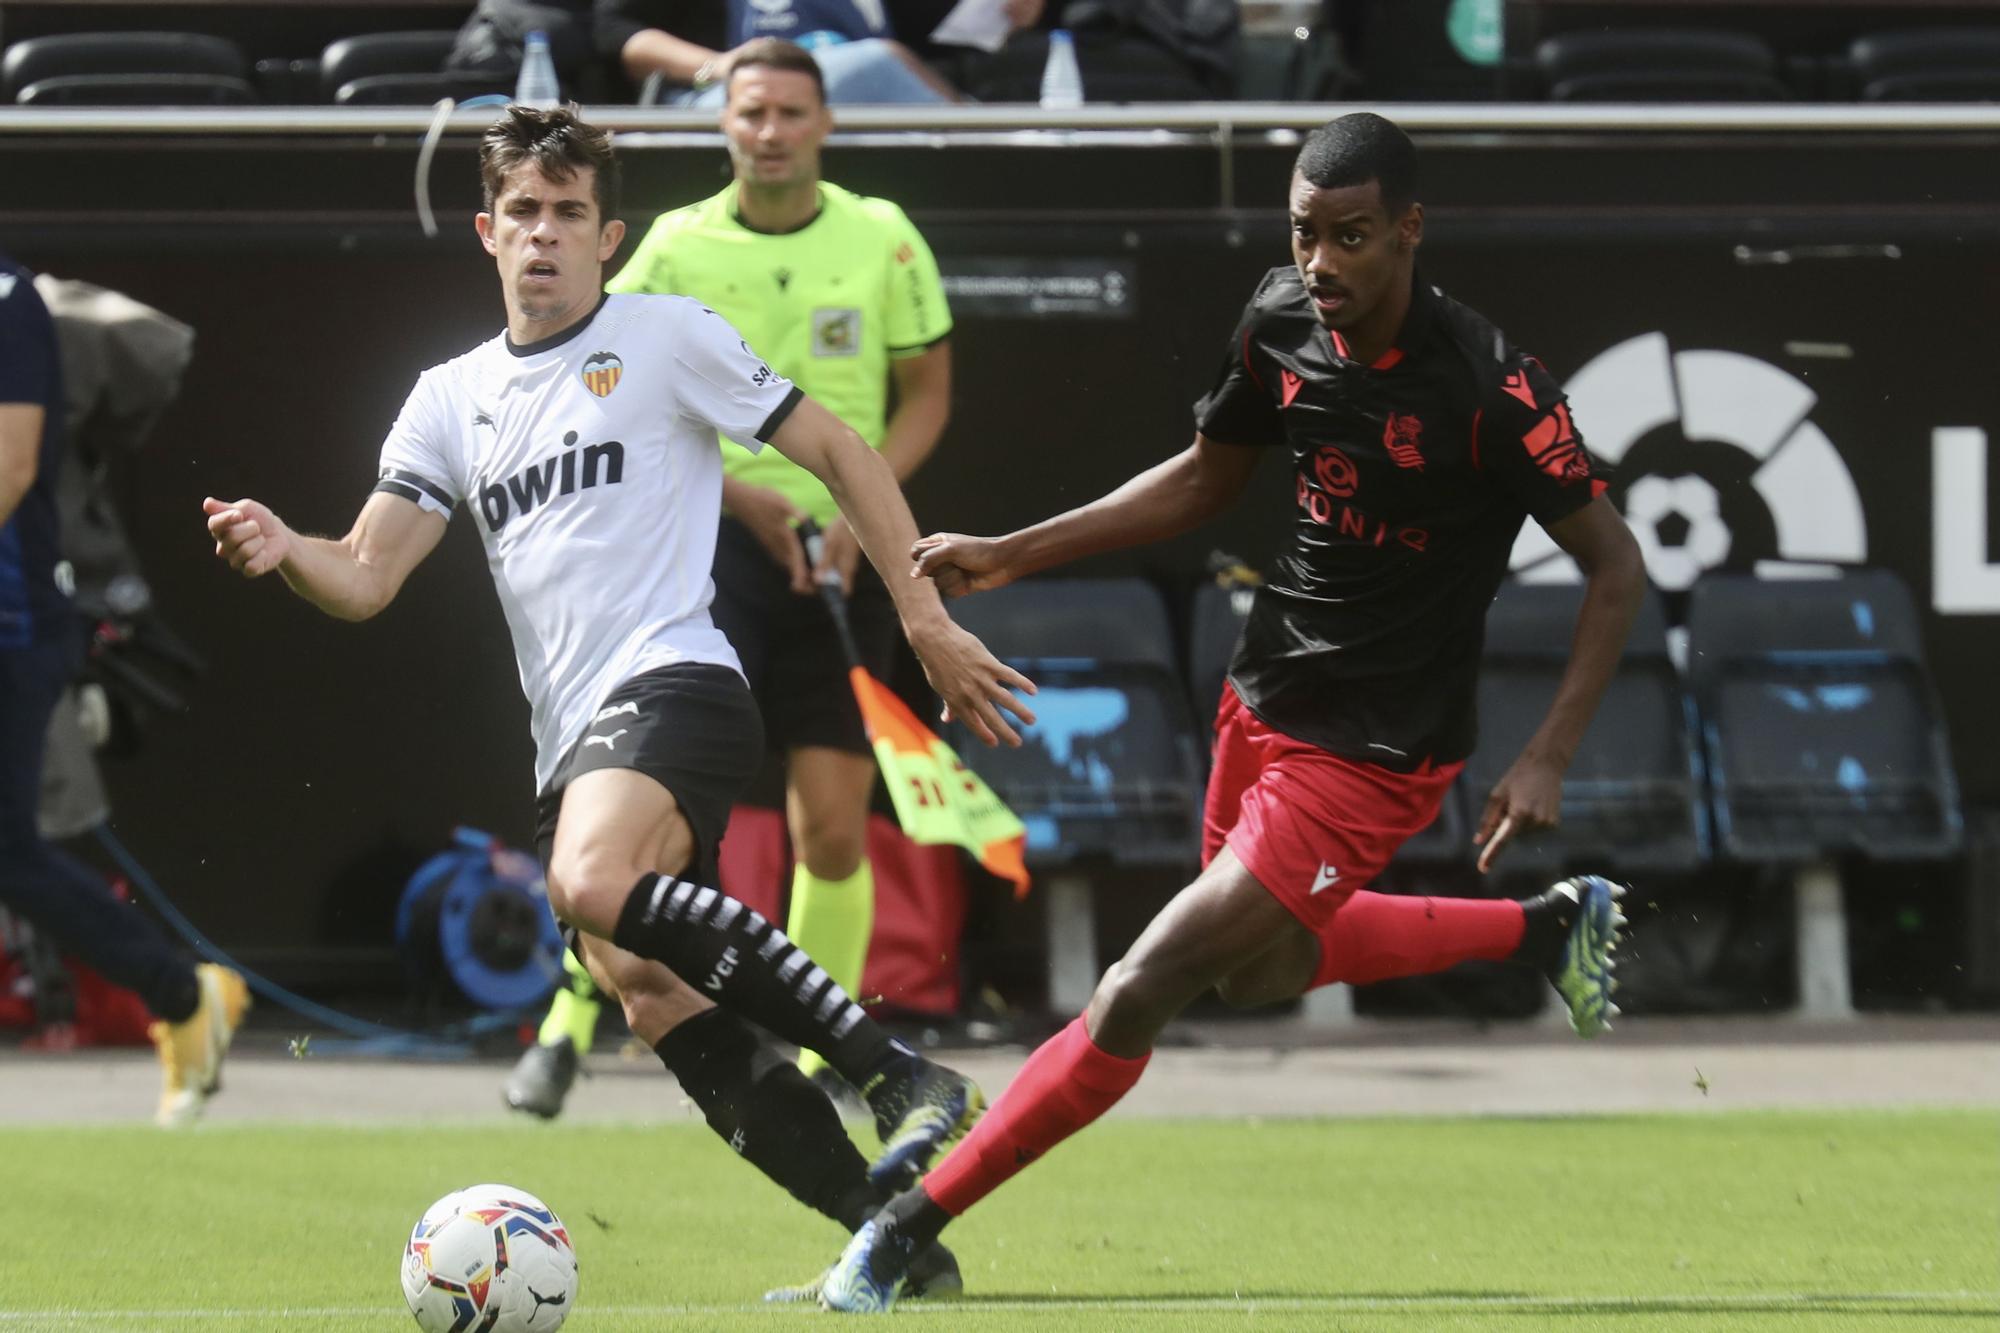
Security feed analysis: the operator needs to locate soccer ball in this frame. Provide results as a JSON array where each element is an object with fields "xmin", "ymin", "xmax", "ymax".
[{"xmin": 401, "ymin": 1184, "xmax": 578, "ymax": 1331}]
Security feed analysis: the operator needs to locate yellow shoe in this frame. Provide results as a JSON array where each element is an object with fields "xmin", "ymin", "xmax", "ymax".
[{"xmin": 149, "ymin": 964, "xmax": 250, "ymax": 1128}]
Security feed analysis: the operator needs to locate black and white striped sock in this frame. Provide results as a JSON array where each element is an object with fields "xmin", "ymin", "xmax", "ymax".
[
  {"xmin": 653, "ymin": 1010, "xmax": 882, "ymax": 1231},
  {"xmin": 612, "ymin": 873, "xmax": 912, "ymax": 1085}
]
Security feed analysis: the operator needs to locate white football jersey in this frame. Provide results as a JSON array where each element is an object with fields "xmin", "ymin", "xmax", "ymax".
[{"xmin": 375, "ymin": 292, "xmax": 801, "ymax": 791}]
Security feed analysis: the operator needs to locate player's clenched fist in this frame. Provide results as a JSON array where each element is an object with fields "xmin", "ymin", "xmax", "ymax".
[
  {"xmin": 202, "ymin": 496, "xmax": 293, "ymax": 578},
  {"xmin": 910, "ymin": 532, "xmax": 1014, "ymax": 599}
]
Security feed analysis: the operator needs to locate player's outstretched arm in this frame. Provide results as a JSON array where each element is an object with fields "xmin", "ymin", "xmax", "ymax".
[
  {"xmin": 911, "ymin": 431, "xmax": 1260, "ymax": 597},
  {"xmin": 202, "ymin": 490, "xmax": 447, "ymax": 622},
  {"xmin": 766, "ymin": 395, "xmax": 1037, "ymax": 747},
  {"xmin": 1474, "ymin": 495, "xmax": 1645, "ymax": 871}
]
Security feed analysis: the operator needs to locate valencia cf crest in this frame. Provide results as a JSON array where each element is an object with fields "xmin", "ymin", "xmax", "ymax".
[{"xmin": 582, "ymin": 351, "xmax": 623, "ymax": 398}]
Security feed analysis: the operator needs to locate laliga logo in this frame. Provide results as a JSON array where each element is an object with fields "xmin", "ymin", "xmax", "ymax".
[
  {"xmin": 1934, "ymin": 427, "xmax": 2000, "ymax": 613},
  {"xmin": 1508, "ymin": 333, "xmax": 1865, "ymax": 590}
]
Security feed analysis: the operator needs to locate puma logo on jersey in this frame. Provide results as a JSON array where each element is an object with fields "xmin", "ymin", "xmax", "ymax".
[
  {"xmin": 593, "ymin": 701, "xmax": 641, "ymax": 725},
  {"xmin": 1311, "ymin": 864, "xmax": 1341, "ymax": 894},
  {"xmin": 584, "ymin": 729, "xmax": 628, "ymax": 751},
  {"xmin": 479, "ymin": 429, "xmax": 625, "ymax": 533}
]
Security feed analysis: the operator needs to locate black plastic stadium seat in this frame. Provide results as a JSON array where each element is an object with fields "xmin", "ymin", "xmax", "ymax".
[
  {"xmin": 946, "ymin": 579, "xmax": 1205, "ymax": 870},
  {"xmin": 1850, "ymin": 27, "xmax": 2000, "ymax": 81},
  {"xmin": 15, "ymin": 73, "xmax": 256, "ymax": 105},
  {"xmin": 3, "ymin": 32, "xmax": 248, "ymax": 104},
  {"xmin": 1844, "ymin": 28, "xmax": 2000, "ymax": 100},
  {"xmin": 1687, "ymin": 571, "xmax": 1963, "ymax": 864},
  {"xmin": 1549, "ymin": 71, "xmax": 1792, "ymax": 102},
  {"xmin": 1536, "ymin": 28, "xmax": 1775, "ymax": 81},
  {"xmin": 1464, "ymin": 579, "xmax": 1705, "ymax": 878},
  {"xmin": 318, "ymin": 31, "xmax": 458, "ymax": 103},
  {"xmin": 1863, "ymin": 71, "xmax": 2000, "ymax": 103},
  {"xmin": 1534, "ymin": 28, "xmax": 1784, "ymax": 102},
  {"xmin": 335, "ymin": 72, "xmax": 513, "ymax": 105}
]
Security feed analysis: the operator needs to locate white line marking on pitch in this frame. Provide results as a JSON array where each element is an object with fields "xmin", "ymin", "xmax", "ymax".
[{"xmin": 1, "ymin": 1291, "xmax": 1994, "ymax": 1322}]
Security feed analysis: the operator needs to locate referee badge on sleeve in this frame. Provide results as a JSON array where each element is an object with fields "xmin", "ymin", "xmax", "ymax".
[{"xmin": 582, "ymin": 351, "xmax": 623, "ymax": 398}]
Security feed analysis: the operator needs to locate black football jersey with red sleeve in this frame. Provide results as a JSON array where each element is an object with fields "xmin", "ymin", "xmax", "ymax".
[{"xmin": 1192, "ymin": 266, "xmax": 1604, "ymax": 770}]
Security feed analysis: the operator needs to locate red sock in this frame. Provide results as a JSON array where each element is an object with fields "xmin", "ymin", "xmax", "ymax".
[
  {"xmin": 923, "ymin": 1016, "xmax": 1148, "ymax": 1217},
  {"xmin": 1311, "ymin": 890, "xmax": 1526, "ymax": 989}
]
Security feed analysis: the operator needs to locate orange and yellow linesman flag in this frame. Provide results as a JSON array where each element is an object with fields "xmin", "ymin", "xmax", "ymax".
[{"xmin": 846, "ymin": 666, "xmax": 1030, "ymax": 898}]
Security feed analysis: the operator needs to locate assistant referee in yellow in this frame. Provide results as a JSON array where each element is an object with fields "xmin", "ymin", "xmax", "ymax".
[{"xmin": 506, "ymin": 37, "xmax": 953, "ymax": 1115}]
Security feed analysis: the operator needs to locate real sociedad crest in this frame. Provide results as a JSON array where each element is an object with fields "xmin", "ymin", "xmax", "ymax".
[{"xmin": 582, "ymin": 351, "xmax": 623, "ymax": 398}]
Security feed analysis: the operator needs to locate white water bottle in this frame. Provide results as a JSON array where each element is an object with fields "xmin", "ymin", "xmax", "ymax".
[
  {"xmin": 515, "ymin": 30, "xmax": 561, "ymax": 108},
  {"xmin": 1039, "ymin": 29, "xmax": 1084, "ymax": 110}
]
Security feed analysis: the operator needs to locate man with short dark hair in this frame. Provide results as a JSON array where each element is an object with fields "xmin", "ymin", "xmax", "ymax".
[
  {"xmin": 204, "ymin": 107, "xmax": 1031, "ymax": 1288},
  {"xmin": 2, "ymin": 250, "xmax": 248, "ymax": 1128},
  {"xmin": 506, "ymin": 38, "xmax": 955, "ymax": 1134},
  {"xmin": 814, "ymin": 111, "xmax": 1648, "ymax": 1313}
]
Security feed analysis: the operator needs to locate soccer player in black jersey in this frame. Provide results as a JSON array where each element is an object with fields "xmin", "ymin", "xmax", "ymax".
[{"xmin": 816, "ymin": 112, "xmax": 1648, "ymax": 1312}]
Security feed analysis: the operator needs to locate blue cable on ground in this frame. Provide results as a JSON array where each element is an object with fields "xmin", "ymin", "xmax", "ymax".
[{"xmin": 92, "ymin": 823, "xmax": 518, "ymax": 1059}]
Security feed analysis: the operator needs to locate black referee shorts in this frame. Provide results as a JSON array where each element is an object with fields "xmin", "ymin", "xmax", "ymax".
[
  {"xmin": 533, "ymin": 662, "xmax": 763, "ymax": 892},
  {"xmin": 709, "ymin": 515, "xmax": 898, "ymax": 757}
]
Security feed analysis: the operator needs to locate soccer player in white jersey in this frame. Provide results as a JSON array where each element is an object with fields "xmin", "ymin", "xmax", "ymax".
[{"xmin": 202, "ymin": 107, "xmax": 1031, "ymax": 1290}]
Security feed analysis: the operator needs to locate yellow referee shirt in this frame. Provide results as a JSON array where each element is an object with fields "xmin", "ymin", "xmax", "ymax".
[{"xmin": 608, "ymin": 180, "xmax": 952, "ymax": 526}]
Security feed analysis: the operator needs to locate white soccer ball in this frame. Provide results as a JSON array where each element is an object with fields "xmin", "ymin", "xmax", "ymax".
[{"xmin": 401, "ymin": 1184, "xmax": 578, "ymax": 1331}]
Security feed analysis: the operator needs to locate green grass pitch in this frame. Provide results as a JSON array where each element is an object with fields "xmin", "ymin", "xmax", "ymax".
[{"xmin": 2, "ymin": 1110, "xmax": 1994, "ymax": 1330}]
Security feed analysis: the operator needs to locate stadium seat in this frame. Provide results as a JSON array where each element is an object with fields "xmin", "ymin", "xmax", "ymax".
[
  {"xmin": 1688, "ymin": 571, "xmax": 1962, "ymax": 865},
  {"xmin": 317, "ymin": 31, "xmax": 459, "ymax": 104},
  {"xmin": 1849, "ymin": 27, "xmax": 2000, "ymax": 101},
  {"xmin": 1533, "ymin": 27, "xmax": 1788, "ymax": 102},
  {"xmin": 949, "ymin": 578, "xmax": 1204, "ymax": 871},
  {"xmin": 334, "ymin": 72, "xmax": 513, "ymax": 105},
  {"xmin": 14, "ymin": 73, "xmax": 255, "ymax": 105},
  {"xmin": 3, "ymin": 32, "xmax": 249, "ymax": 104},
  {"xmin": 1688, "ymin": 570, "xmax": 1964, "ymax": 1019},
  {"xmin": 947, "ymin": 579, "xmax": 1206, "ymax": 1012},
  {"xmin": 1548, "ymin": 71, "xmax": 1791, "ymax": 102},
  {"xmin": 1464, "ymin": 579, "xmax": 1705, "ymax": 879},
  {"xmin": 1862, "ymin": 71, "xmax": 2000, "ymax": 102},
  {"xmin": 1536, "ymin": 27, "xmax": 1776, "ymax": 81}
]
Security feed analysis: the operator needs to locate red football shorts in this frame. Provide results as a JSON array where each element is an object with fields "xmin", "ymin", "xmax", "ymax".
[{"xmin": 1203, "ymin": 683, "xmax": 1461, "ymax": 932}]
